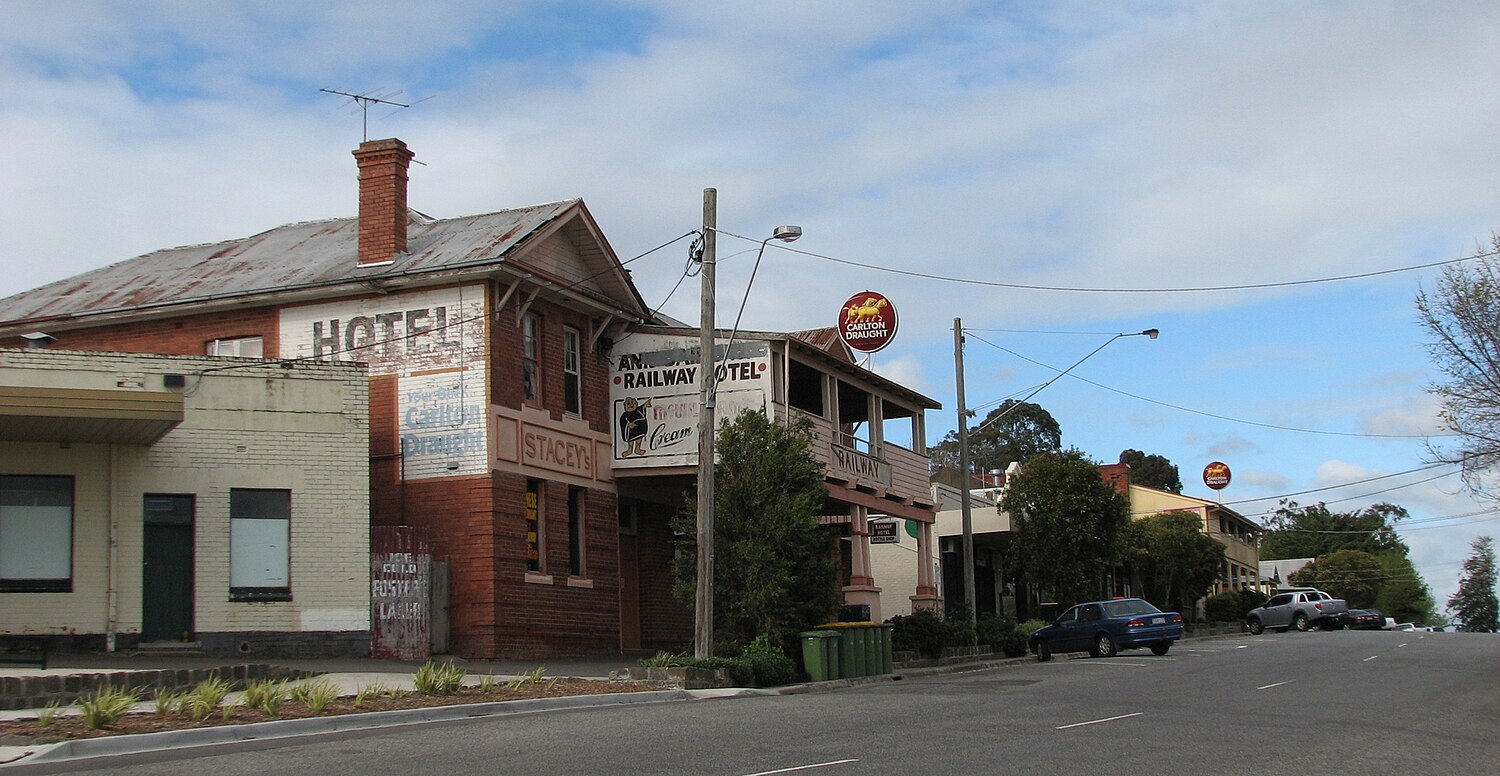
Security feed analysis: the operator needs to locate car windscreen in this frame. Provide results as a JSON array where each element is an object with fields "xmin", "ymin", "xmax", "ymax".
[{"xmin": 1103, "ymin": 599, "xmax": 1161, "ymax": 618}]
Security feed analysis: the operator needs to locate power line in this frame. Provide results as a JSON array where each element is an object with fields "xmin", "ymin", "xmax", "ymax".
[
  {"xmin": 964, "ymin": 331, "xmax": 1447, "ymax": 440},
  {"xmin": 715, "ymin": 229, "xmax": 1498, "ymax": 294},
  {"xmin": 1223, "ymin": 459, "xmax": 1471, "ymax": 508}
]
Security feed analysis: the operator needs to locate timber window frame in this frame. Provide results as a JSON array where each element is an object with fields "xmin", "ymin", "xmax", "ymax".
[
  {"xmin": 525, "ymin": 479, "xmax": 545, "ymax": 574},
  {"xmin": 206, "ymin": 336, "xmax": 264, "ymax": 358},
  {"xmin": 522, "ymin": 314, "xmax": 540, "ymax": 403},
  {"xmin": 567, "ymin": 486, "xmax": 585, "ymax": 578},
  {"xmin": 563, "ymin": 327, "xmax": 582, "ymax": 416},
  {"xmin": 0, "ymin": 475, "xmax": 74, "ymax": 593},
  {"xmin": 229, "ymin": 488, "xmax": 291, "ymax": 602}
]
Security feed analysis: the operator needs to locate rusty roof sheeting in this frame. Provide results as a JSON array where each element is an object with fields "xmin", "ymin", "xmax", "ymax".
[{"xmin": 0, "ymin": 200, "xmax": 580, "ymax": 324}]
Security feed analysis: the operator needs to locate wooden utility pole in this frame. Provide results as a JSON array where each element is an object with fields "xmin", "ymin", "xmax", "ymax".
[
  {"xmin": 954, "ymin": 318, "xmax": 977, "ymax": 626},
  {"xmin": 694, "ymin": 188, "xmax": 718, "ymax": 658}
]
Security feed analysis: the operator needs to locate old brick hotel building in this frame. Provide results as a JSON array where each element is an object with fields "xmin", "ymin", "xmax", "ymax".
[{"xmin": 0, "ymin": 139, "xmax": 677, "ymax": 658}]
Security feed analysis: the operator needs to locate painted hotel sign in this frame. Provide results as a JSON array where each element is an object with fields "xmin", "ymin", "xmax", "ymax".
[
  {"xmin": 610, "ymin": 336, "xmax": 771, "ymax": 468},
  {"xmin": 839, "ymin": 290, "xmax": 898, "ymax": 353},
  {"xmin": 281, "ymin": 285, "xmax": 489, "ymax": 480}
]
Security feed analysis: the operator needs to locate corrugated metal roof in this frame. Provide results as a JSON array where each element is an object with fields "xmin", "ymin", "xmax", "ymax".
[
  {"xmin": 788, "ymin": 327, "xmax": 854, "ymax": 363},
  {"xmin": 0, "ymin": 200, "xmax": 579, "ymax": 324}
]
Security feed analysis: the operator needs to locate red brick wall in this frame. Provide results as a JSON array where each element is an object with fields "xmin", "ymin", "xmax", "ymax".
[
  {"xmin": 401, "ymin": 474, "xmax": 500, "ymax": 658},
  {"xmin": 636, "ymin": 503, "xmax": 693, "ymax": 650},
  {"xmin": 369, "ymin": 374, "xmax": 402, "ymax": 526},
  {"xmin": 484, "ymin": 472, "xmax": 621, "ymax": 658},
  {"xmin": 489, "ymin": 293, "xmax": 611, "ymax": 435},
  {"xmin": 2, "ymin": 308, "xmax": 280, "ymax": 355}
]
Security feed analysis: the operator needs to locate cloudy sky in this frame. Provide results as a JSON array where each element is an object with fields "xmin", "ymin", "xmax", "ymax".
[{"xmin": 4, "ymin": 1, "xmax": 1499, "ymax": 613}]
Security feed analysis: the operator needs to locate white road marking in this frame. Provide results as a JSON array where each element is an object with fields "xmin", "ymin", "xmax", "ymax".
[
  {"xmin": 744, "ymin": 760, "xmax": 859, "ymax": 776},
  {"xmin": 1257, "ymin": 681, "xmax": 1292, "ymax": 690},
  {"xmin": 1363, "ymin": 656, "xmax": 1379, "ymax": 662},
  {"xmin": 1236, "ymin": 645, "xmax": 1249, "ymax": 649},
  {"xmin": 1057, "ymin": 712, "xmax": 1143, "ymax": 730},
  {"xmin": 1399, "ymin": 643, "xmax": 1408, "ymax": 648}
]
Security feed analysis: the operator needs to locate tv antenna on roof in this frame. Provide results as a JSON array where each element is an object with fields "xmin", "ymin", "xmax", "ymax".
[{"xmin": 320, "ymin": 88, "xmax": 411, "ymax": 141}]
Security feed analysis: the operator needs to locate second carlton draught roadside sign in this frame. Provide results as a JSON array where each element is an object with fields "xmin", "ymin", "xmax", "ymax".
[
  {"xmin": 1203, "ymin": 461, "xmax": 1232, "ymax": 490},
  {"xmin": 839, "ymin": 290, "xmax": 899, "ymax": 353}
]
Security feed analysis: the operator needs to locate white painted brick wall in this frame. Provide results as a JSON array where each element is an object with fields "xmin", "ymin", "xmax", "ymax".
[{"xmin": 0, "ymin": 349, "xmax": 370, "ymax": 638}]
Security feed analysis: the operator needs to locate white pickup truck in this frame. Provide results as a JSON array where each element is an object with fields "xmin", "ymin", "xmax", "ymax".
[{"xmin": 1247, "ymin": 589, "xmax": 1349, "ymax": 634}]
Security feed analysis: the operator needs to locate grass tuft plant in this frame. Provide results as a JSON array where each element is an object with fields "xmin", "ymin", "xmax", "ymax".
[
  {"xmin": 153, "ymin": 689, "xmax": 185, "ymax": 716},
  {"xmin": 243, "ymin": 679, "xmax": 288, "ymax": 716},
  {"xmin": 184, "ymin": 676, "xmax": 233, "ymax": 722},
  {"xmin": 507, "ymin": 666, "xmax": 548, "ymax": 690},
  {"xmin": 477, "ymin": 674, "xmax": 497, "ymax": 693},
  {"xmin": 413, "ymin": 660, "xmax": 466, "ymax": 695},
  {"xmin": 78, "ymin": 685, "xmax": 139, "ymax": 730},
  {"xmin": 352, "ymin": 682, "xmax": 394, "ymax": 708},
  {"xmin": 638, "ymin": 650, "xmax": 685, "ymax": 668},
  {"xmin": 35, "ymin": 699, "xmax": 63, "ymax": 727},
  {"xmin": 289, "ymin": 679, "xmax": 341, "ymax": 713}
]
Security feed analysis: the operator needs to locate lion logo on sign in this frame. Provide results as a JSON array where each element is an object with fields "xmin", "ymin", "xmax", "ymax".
[{"xmin": 845, "ymin": 297, "xmax": 888, "ymax": 324}]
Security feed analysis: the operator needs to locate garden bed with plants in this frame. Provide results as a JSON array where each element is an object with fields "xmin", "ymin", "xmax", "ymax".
[{"xmin": 0, "ymin": 663, "xmax": 657, "ymax": 745}]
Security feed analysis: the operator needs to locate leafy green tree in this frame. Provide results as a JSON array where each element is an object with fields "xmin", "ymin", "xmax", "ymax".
[
  {"xmin": 1120, "ymin": 511, "xmax": 1224, "ymax": 613},
  {"xmin": 1417, "ymin": 235, "xmax": 1500, "ymax": 503},
  {"xmin": 1119, "ymin": 449, "xmax": 1182, "ymax": 493},
  {"xmin": 672, "ymin": 410, "xmax": 840, "ymax": 653},
  {"xmin": 930, "ymin": 400, "xmax": 1062, "ymax": 474},
  {"xmin": 1373, "ymin": 552, "xmax": 1436, "ymax": 624},
  {"xmin": 1001, "ymin": 449, "xmax": 1128, "ymax": 606},
  {"xmin": 1263, "ymin": 501, "xmax": 1434, "ymax": 620},
  {"xmin": 1448, "ymin": 536, "xmax": 1498, "ymax": 633},
  {"xmin": 1289, "ymin": 550, "xmax": 1384, "ymax": 609},
  {"xmin": 1259, "ymin": 500, "xmax": 1407, "ymax": 560}
]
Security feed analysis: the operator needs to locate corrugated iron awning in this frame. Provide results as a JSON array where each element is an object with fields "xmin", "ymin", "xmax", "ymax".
[{"xmin": 0, "ymin": 385, "xmax": 183, "ymax": 445}]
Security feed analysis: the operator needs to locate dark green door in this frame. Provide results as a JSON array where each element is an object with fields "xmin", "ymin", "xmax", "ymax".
[{"xmin": 142, "ymin": 495, "xmax": 194, "ymax": 642}]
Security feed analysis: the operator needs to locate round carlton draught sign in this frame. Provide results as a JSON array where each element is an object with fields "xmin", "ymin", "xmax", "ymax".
[
  {"xmin": 1203, "ymin": 461, "xmax": 1232, "ymax": 490},
  {"xmin": 839, "ymin": 290, "xmax": 898, "ymax": 353}
]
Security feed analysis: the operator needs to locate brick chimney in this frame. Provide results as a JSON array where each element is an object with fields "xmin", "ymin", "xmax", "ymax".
[{"xmin": 353, "ymin": 138, "xmax": 415, "ymax": 267}]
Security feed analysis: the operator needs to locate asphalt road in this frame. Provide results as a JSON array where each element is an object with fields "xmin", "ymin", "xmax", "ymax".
[{"xmin": 16, "ymin": 630, "xmax": 1499, "ymax": 775}]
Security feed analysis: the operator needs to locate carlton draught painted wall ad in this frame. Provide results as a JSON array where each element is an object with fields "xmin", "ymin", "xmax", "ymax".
[
  {"xmin": 281, "ymin": 285, "xmax": 489, "ymax": 479},
  {"xmin": 611, "ymin": 334, "xmax": 771, "ymax": 468}
]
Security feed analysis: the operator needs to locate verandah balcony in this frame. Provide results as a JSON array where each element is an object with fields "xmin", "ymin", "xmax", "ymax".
[{"xmin": 774, "ymin": 404, "xmax": 934, "ymax": 510}]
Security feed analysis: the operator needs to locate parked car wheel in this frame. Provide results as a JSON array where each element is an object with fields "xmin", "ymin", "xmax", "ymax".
[
  {"xmin": 1150, "ymin": 641, "xmax": 1171, "ymax": 656},
  {"xmin": 1293, "ymin": 613, "xmax": 1310, "ymax": 632},
  {"xmin": 1247, "ymin": 617, "xmax": 1264, "ymax": 635},
  {"xmin": 1035, "ymin": 639, "xmax": 1052, "ymax": 662},
  {"xmin": 1092, "ymin": 632, "xmax": 1118, "ymax": 658}
]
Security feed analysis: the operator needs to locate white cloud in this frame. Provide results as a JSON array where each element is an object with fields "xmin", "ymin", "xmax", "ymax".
[{"xmin": 3, "ymin": 0, "xmax": 1498, "ymax": 611}]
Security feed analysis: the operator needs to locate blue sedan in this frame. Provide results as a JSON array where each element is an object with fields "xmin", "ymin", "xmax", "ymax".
[{"xmin": 1029, "ymin": 598, "xmax": 1184, "ymax": 661}]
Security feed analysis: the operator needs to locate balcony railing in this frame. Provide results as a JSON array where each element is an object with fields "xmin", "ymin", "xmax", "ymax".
[{"xmin": 778, "ymin": 404, "xmax": 933, "ymax": 508}]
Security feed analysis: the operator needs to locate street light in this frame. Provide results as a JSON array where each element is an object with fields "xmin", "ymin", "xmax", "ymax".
[
  {"xmin": 953, "ymin": 324, "xmax": 1158, "ymax": 626},
  {"xmin": 695, "ymin": 188, "xmax": 803, "ymax": 658},
  {"xmin": 972, "ymin": 328, "xmax": 1158, "ymax": 435}
]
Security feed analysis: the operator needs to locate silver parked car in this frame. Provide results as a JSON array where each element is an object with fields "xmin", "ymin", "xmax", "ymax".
[{"xmin": 1246, "ymin": 590, "xmax": 1349, "ymax": 634}]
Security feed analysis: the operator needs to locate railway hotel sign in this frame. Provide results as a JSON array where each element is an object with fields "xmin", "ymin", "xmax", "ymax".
[{"xmin": 839, "ymin": 291, "xmax": 898, "ymax": 353}]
